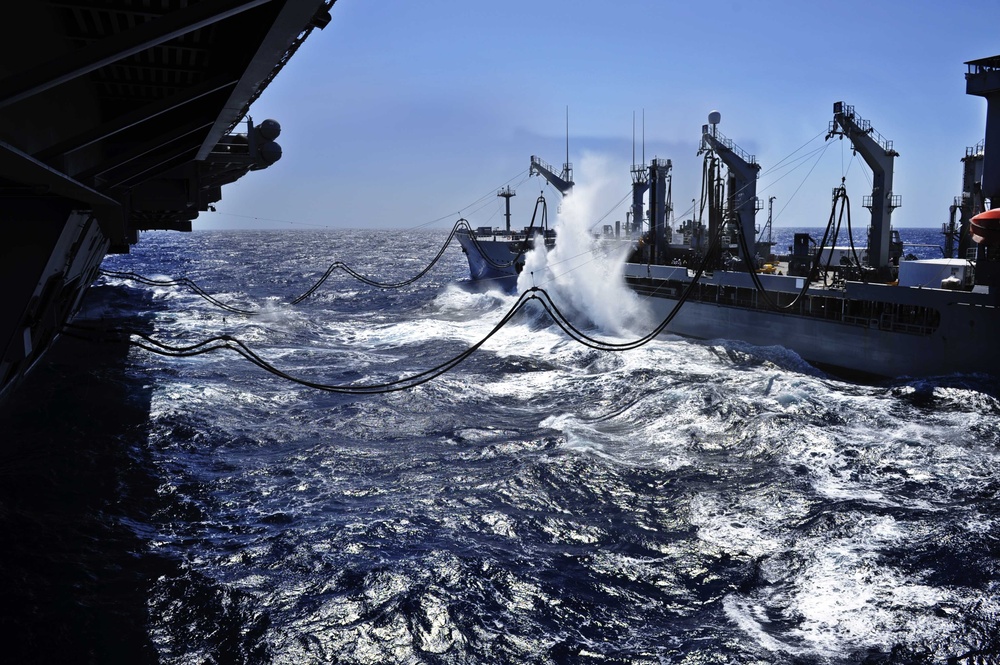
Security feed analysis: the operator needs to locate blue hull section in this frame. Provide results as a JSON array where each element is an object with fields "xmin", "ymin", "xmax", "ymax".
[{"xmin": 455, "ymin": 229, "xmax": 525, "ymax": 291}]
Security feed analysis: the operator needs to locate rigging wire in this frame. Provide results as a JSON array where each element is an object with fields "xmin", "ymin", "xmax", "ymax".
[
  {"xmin": 760, "ymin": 129, "xmax": 829, "ymax": 179},
  {"xmin": 586, "ymin": 188, "xmax": 635, "ymax": 234},
  {"xmin": 766, "ymin": 140, "xmax": 834, "ymax": 224},
  {"xmin": 208, "ymin": 169, "xmax": 532, "ymax": 232}
]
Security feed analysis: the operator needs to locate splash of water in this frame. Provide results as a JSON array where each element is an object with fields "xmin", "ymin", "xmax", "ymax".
[{"xmin": 516, "ymin": 152, "xmax": 649, "ymax": 335}]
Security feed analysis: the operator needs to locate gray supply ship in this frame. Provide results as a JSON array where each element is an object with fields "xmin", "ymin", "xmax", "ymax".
[
  {"xmin": 0, "ymin": 0, "xmax": 336, "ymax": 403},
  {"xmin": 620, "ymin": 56, "xmax": 1000, "ymax": 380}
]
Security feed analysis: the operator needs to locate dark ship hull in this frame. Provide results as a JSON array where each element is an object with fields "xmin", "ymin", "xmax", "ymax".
[{"xmin": 0, "ymin": 0, "xmax": 335, "ymax": 402}]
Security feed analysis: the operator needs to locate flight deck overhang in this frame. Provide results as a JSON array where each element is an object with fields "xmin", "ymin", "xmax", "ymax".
[{"xmin": 0, "ymin": 0, "xmax": 335, "ymax": 247}]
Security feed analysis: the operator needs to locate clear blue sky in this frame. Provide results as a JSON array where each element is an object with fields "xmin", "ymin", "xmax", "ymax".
[{"xmin": 197, "ymin": 0, "xmax": 1000, "ymax": 231}]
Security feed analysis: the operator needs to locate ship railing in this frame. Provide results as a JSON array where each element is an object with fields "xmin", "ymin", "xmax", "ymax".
[
  {"xmin": 967, "ymin": 56, "xmax": 1000, "ymax": 75},
  {"xmin": 843, "ymin": 315, "xmax": 879, "ymax": 328},
  {"xmin": 530, "ymin": 155, "xmax": 557, "ymax": 176},
  {"xmin": 966, "ymin": 140, "xmax": 985, "ymax": 158},
  {"xmin": 704, "ymin": 127, "xmax": 757, "ymax": 165},
  {"xmin": 862, "ymin": 193, "xmax": 902, "ymax": 210},
  {"xmin": 531, "ymin": 155, "xmax": 574, "ymax": 182},
  {"xmin": 833, "ymin": 103, "xmax": 895, "ymax": 154}
]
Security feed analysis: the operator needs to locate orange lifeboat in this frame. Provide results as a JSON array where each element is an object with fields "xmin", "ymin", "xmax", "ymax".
[{"xmin": 970, "ymin": 209, "xmax": 1000, "ymax": 246}]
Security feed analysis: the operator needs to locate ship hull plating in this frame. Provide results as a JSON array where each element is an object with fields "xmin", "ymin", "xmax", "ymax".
[
  {"xmin": 455, "ymin": 229, "xmax": 529, "ymax": 290},
  {"xmin": 625, "ymin": 262, "xmax": 999, "ymax": 379},
  {"xmin": 1, "ymin": 212, "xmax": 110, "ymax": 402}
]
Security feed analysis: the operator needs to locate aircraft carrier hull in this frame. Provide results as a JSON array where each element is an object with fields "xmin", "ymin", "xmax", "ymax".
[
  {"xmin": 0, "ymin": 0, "xmax": 335, "ymax": 403},
  {"xmin": 1, "ymin": 214, "xmax": 111, "ymax": 403}
]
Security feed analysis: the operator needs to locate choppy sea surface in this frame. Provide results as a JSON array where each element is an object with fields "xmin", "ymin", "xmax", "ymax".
[{"xmin": 2, "ymin": 226, "xmax": 999, "ymax": 664}]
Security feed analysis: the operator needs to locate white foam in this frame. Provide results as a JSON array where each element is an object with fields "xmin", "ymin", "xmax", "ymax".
[{"xmin": 517, "ymin": 152, "xmax": 651, "ymax": 336}]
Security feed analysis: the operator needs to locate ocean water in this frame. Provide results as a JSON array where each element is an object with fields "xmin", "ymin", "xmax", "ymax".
[{"xmin": 1, "ymin": 226, "xmax": 998, "ymax": 664}]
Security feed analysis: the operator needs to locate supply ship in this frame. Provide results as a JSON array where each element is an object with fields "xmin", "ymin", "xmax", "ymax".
[
  {"xmin": 0, "ymin": 0, "xmax": 336, "ymax": 403},
  {"xmin": 621, "ymin": 56, "xmax": 1000, "ymax": 379}
]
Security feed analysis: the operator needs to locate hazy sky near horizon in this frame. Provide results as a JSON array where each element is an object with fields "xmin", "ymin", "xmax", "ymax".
[{"xmin": 197, "ymin": 0, "xmax": 1000, "ymax": 231}]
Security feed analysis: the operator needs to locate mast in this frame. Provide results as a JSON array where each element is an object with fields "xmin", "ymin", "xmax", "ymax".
[
  {"xmin": 565, "ymin": 106, "xmax": 570, "ymax": 182},
  {"xmin": 827, "ymin": 101, "xmax": 899, "ymax": 277},
  {"xmin": 699, "ymin": 111, "xmax": 761, "ymax": 266},
  {"xmin": 631, "ymin": 110, "xmax": 648, "ymax": 238},
  {"xmin": 955, "ymin": 140, "xmax": 985, "ymax": 259},
  {"xmin": 498, "ymin": 185, "xmax": 515, "ymax": 232},
  {"xmin": 648, "ymin": 158, "xmax": 672, "ymax": 264}
]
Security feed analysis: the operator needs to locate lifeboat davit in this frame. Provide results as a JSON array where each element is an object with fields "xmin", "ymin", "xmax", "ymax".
[{"xmin": 970, "ymin": 209, "xmax": 1000, "ymax": 246}]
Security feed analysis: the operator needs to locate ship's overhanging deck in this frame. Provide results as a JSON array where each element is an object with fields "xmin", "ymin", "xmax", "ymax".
[
  {"xmin": 0, "ymin": 0, "xmax": 334, "ymax": 245},
  {"xmin": 0, "ymin": 0, "xmax": 334, "ymax": 402}
]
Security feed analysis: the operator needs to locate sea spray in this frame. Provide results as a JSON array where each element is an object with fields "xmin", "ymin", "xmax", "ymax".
[{"xmin": 517, "ymin": 152, "xmax": 650, "ymax": 336}]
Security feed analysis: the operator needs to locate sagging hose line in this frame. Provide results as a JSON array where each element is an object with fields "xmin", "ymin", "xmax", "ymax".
[
  {"xmin": 732, "ymin": 184, "xmax": 853, "ymax": 311},
  {"xmin": 101, "ymin": 218, "xmax": 473, "ymax": 313},
  {"xmin": 98, "ymin": 269, "xmax": 260, "ymax": 315},
  {"xmin": 290, "ymin": 217, "xmax": 472, "ymax": 301},
  {"xmin": 66, "ymin": 225, "xmax": 727, "ymax": 394},
  {"xmin": 64, "ymin": 288, "xmax": 535, "ymax": 394}
]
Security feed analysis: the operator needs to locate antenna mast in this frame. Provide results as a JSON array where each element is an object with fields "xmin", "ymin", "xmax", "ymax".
[
  {"xmin": 498, "ymin": 186, "xmax": 516, "ymax": 233},
  {"xmin": 565, "ymin": 106, "xmax": 569, "ymax": 169}
]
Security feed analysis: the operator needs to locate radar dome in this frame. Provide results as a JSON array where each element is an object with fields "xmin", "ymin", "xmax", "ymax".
[{"xmin": 708, "ymin": 110, "xmax": 721, "ymax": 125}]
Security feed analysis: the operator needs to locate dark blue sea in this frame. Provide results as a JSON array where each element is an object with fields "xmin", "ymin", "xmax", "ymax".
[{"xmin": 2, "ymin": 226, "xmax": 999, "ymax": 664}]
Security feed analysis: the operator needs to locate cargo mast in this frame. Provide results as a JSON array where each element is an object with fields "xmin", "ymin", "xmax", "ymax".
[{"xmin": 828, "ymin": 102, "xmax": 900, "ymax": 278}]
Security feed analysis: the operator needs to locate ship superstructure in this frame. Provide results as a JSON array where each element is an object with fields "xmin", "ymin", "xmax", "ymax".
[{"xmin": 621, "ymin": 56, "xmax": 1000, "ymax": 379}]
